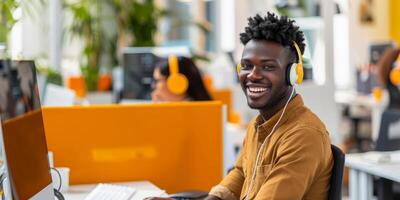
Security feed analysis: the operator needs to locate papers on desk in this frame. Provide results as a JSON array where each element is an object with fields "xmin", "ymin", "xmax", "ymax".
[{"xmin": 361, "ymin": 150, "xmax": 400, "ymax": 164}]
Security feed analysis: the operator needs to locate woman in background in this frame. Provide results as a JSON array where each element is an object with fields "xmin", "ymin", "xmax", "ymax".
[
  {"xmin": 376, "ymin": 47, "xmax": 400, "ymax": 109},
  {"xmin": 151, "ymin": 56, "xmax": 212, "ymax": 102}
]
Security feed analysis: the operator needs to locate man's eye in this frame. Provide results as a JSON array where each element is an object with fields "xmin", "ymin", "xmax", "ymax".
[
  {"xmin": 263, "ymin": 65, "xmax": 275, "ymax": 71},
  {"xmin": 241, "ymin": 64, "xmax": 253, "ymax": 70}
]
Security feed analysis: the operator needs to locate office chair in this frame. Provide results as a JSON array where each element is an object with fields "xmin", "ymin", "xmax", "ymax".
[
  {"xmin": 328, "ymin": 144, "xmax": 345, "ymax": 200},
  {"xmin": 374, "ymin": 108, "xmax": 400, "ymax": 200},
  {"xmin": 375, "ymin": 108, "xmax": 400, "ymax": 151}
]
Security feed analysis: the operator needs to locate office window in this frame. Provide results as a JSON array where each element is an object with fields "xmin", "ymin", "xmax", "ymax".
[
  {"xmin": 205, "ymin": 0, "xmax": 216, "ymax": 52},
  {"xmin": 162, "ymin": 0, "xmax": 216, "ymax": 52},
  {"xmin": 165, "ymin": 0, "xmax": 191, "ymax": 46}
]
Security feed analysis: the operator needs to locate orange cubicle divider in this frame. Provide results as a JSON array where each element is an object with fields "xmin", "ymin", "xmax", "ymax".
[
  {"xmin": 42, "ymin": 101, "xmax": 223, "ymax": 193},
  {"xmin": 209, "ymin": 88, "xmax": 240, "ymax": 123}
]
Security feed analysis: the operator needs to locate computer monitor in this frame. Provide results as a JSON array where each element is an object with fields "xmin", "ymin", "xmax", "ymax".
[
  {"xmin": 356, "ymin": 42, "xmax": 396, "ymax": 94},
  {"xmin": 121, "ymin": 46, "xmax": 191, "ymax": 101},
  {"xmin": 376, "ymin": 109, "xmax": 400, "ymax": 151},
  {"xmin": 369, "ymin": 42, "xmax": 395, "ymax": 64},
  {"xmin": 0, "ymin": 59, "xmax": 54, "ymax": 199},
  {"xmin": 122, "ymin": 48, "xmax": 159, "ymax": 100}
]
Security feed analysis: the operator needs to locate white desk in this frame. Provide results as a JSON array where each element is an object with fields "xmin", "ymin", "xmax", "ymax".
[
  {"xmin": 65, "ymin": 181, "xmax": 167, "ymax": 200},
  {"xmin": 335, "ymin": 90, "xmax": 385, "ymax": 141},
  {"xmin": 345, "ymin": 153, "xmax": 400, "ymax": 200}
]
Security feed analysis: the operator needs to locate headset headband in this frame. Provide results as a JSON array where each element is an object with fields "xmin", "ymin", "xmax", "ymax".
[
  {"xmin": 168, "ymin": 55, "xmax": 179, "ymax": 75},
  {"xmin": 292, "ymin": 41, "xmax": 302, "ymax": 64}
]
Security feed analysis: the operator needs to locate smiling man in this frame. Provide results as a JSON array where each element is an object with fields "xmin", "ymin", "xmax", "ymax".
[
  {"xmin": 148, "ymin": 12, "xmax": 333, "ymax": 200},
  {"xmin": 206, "ymin": 12, "xmax": 333, "ymax": 200}
]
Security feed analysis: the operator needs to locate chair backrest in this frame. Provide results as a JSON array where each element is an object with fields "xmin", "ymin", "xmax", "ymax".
[
  {"xmin": 328, "ymin": 144, "xmax": 345, "ymax": 200},
  {"xmin": 376, "ymin": 108, "xmax": 400, "ymax": 151}
]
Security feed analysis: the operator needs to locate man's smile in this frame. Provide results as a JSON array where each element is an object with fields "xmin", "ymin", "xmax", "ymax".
[{"xmin": 245, "ymin": 83, "xmax": 271, "ymax": 99}]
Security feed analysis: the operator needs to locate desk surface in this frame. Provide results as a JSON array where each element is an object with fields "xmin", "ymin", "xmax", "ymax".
[
  {"xmin": 335, "ymin": 90, "xmax": 385, "ymax": 140},
  {"xmin": 345, "ymin": 153, "xmax": 400, "ymax": 182},
  {"xmin": 335, "ymin": 90, "xmax": 378, "ymax": 107},
  {"xmin": 65, "ymin": 181, "xmax": 167, "ymax": 200}
]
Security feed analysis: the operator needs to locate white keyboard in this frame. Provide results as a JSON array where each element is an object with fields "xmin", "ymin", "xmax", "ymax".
[{"xmin": 84, "ymin": 184, "xmax": 137, "ymax": 200}]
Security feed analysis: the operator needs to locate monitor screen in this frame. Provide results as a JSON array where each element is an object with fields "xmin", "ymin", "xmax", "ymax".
[
  {"xmin": 356, "ymin": 42, "xmax": 396, "ymax": 94},
  {"xmin": 123, "ymin": 50, "xmax": 159, "ymax": 100},
  {"xmin": 0, "ymin": 60, "xmax": 54, "ymax": 199},
  {"xmin": 369, "ymin": 42, "xmax": 395, "ymax": 65}
]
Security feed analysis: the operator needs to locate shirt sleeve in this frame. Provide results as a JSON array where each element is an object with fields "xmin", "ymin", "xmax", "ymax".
[
  {"xmin": 254, "ymin": 127, "xmax": 328, "ymax": 200},
  {"xmin": 209, "ymin": 136, "xmax": 248, "ymax": 200}
]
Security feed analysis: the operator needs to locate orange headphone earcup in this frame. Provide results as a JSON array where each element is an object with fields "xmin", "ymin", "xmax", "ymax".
[
  {"xmin": 287, "ymin": 41, "xmax": 304, "ymax": 86},
  {"xmin": 167, "ymin": 74, "xmax": 189, "ymax": 95},
  {"xmin": 287, "ymin": 63, "xmax": 302, "ymax": 86},
  {"xmin": 167, "ymin": 55, "xmax": 189, "ymax": 95},
  {"xmin": 237, "ymin": 64, "xmax": 241, "ymax": 74}
]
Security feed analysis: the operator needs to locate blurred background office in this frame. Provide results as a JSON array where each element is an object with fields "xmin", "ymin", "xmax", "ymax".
[{"xmin": 1, "ymin": 0, "xmax": 400, "ymax": 199}]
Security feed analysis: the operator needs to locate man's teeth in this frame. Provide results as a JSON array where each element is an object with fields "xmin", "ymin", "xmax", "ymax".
[{"xmin": 248, "ymin": 87, "xmax": 267, "ymax": 93}]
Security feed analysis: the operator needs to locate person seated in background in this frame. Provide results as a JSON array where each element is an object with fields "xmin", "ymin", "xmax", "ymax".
[
  {"xmin": 149, "ymin": 12, "xmax": 333, "ymax": 200},
  {"xmin": 151, "ymin": 56, "xmax": 213, "ymax": 102},
  {"xmin": 375, "ymin": 47, "xmax": 400, "ymax": 109}
]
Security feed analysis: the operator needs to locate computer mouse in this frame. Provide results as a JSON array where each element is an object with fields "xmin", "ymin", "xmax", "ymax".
[{"xmin": 169, "ymin": 191, "xmax": 209, "ymax": 199}]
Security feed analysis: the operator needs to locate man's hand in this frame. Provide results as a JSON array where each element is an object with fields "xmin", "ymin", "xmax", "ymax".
[{"xmin": 204, "ymin": 195, "xmax": 222, "ymax": 200}]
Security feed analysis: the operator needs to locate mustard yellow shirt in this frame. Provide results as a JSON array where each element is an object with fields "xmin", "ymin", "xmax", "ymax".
[{"xmin": 209, "ymin": 95, "xmax": 333, "ymax": 200}]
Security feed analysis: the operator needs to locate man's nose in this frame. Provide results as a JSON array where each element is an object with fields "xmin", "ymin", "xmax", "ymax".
[{"xmin": 247, "ymin": 66, "xmax": 263, "ymax": 80}]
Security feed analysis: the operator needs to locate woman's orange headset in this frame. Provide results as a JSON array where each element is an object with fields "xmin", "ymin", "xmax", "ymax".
[
  {"xmin": 237, "ymin": 41, "xmax": 303, "ymax": 86},
  {"xmin": 167, "ymin": 55, "xmax": 189, "ymax": 95}
]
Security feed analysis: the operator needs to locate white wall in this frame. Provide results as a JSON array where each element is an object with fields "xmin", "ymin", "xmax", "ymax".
[{"xmin": 348, "ymin": 0, "xmax": 390, "ymax": 73}]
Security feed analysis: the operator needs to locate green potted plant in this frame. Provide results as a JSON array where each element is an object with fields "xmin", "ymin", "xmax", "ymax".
[
  {"xmin": 107, "ymin": 0, "xmax": 211, "ymax": 63},
  {"xmin": 109, "ymin": 0, "xmax": 168, "ymax": 49},
  {"xmin": 0, "ymin": 0, "xmax": 19, "ymax": 55},
  {"xmin": 65, "ymin": 0, "xmax": 103, "ymax": 91}
]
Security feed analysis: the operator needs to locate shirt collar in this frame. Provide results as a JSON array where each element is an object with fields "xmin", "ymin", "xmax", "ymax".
[{"xmin": 254, "ymin": 94, "xmax": 304, "ymax": 138}]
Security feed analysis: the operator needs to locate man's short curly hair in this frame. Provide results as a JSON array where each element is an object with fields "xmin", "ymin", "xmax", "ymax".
[{"xmin": 240, "ymin": 12, "xmax": 306, "ymax": 61}]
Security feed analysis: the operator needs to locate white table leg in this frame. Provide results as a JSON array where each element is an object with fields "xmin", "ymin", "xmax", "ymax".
[
  {"xmin": 350, "ymin": 169, "xmax": 359, "ymax": 200},
  {"xmin": 359, "ymin": 171, "xmax": 373, "ymax": 200}
]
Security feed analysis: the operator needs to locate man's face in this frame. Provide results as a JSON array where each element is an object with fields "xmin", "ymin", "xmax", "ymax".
[{"xmin": 239, "ymin": 40, "xmax": 291, "ymax": 110}]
